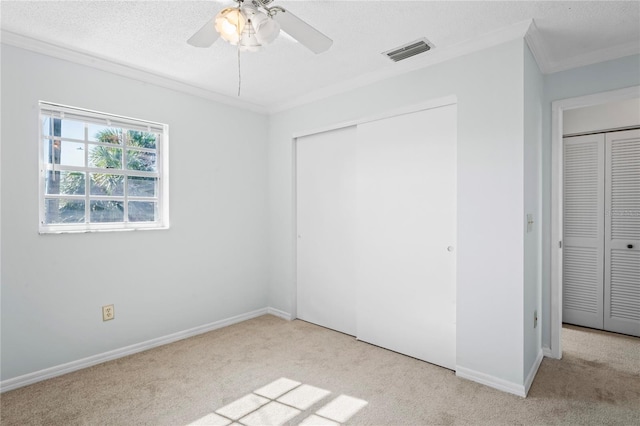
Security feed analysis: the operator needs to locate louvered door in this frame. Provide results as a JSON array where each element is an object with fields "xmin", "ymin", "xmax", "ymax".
[
  {"xmin": 604, "ymin": 129, "xmax": 640, "ymax": 337},
  {"xmin": 563, "ymin": 134, "xmax": 605, "ymax": 329}
]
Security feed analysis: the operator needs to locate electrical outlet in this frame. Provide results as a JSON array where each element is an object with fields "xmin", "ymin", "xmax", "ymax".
[
  {"xmin": 102, "ymin": 304, "xmax": 114, "ymax": 321},
  {"xmin": 534, "ymin": 310, "xmax": 538, "ymax": 328}
]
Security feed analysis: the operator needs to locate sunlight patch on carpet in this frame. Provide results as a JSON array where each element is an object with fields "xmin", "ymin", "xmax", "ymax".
[
  {"xmin": 254, "ymin": 377, "xmax": 301, "ymax": 399},
  {"xmin": 215, "ymin": 394, "xmax": 269, "ymax": 420},
  {"xmin": 240, "ymin": 401, "xmax": 301, "ymax": 425},
  {"xmin": 315, "ymin": 395, "xmax": 368, "ymax": 423},
  {"xmin": 188, "ymin": 377, "xmax": 368, "ymax": 426},
  {"xmin": 277, "ymin": 384, "xmax": 331, "ymax": 410}
]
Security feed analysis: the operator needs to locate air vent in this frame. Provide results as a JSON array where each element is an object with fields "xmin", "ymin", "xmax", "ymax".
[{"xmin": 383, "ymin": 38, "xmax": 433, "ymax": 62}]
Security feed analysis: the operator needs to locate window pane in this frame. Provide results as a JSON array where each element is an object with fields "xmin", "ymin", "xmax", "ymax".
[
  {"xmin": 127, "ymin": 149, "xmax": 156, "ymax": 171},
  {"xmin": 43, "ymin": 139, "xmax": 53, "ymax": 164},
  {"xmin": 39, "ymin": 102, "xmax": 167, "ymax": 232},
  {"xmin": 89, "ymin": 125, "xmax": 122, "ymax": 144},
  {"xmin": 60, "ymin": 119, "xmax": 85, "ymax": 140},
  {"xmin": 128, "ymin": 176, "xmax": 157, "ymax": 197},
  {"xmin": 88, "ymin": 145, "xmax": 122, "ymax": 169},
  {"xmin": 90, "ymin": 173, "xmax": 124, "ymax": 196},
  {"xmin": 46, "ymin": 171, "xmax": 85, "ymax": 195},
  {"xmin": 90, "ymin": 200, "xmax": 124, "ymax": 222},
  {"xmin": 42, "ymin": 117, "xmax": 53, "ymax": 137},
  {"xmin": 44, "ymin": 199, "xmax": 85, "ymax": 224},
  {"xmin": 127, "ymin": 130, "xmax": 157, "ymax": 149},
  {"xmin": 46, "ymin": 141, "xmax": 85, "ymax": 167},
  {"xmin": 128, "ymin": 201, "xmax": 157, "ymax": 222}
]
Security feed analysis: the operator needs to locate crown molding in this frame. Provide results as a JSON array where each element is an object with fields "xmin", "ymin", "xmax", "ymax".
[
  {"xmin": 267, "ymin": 19, "xmax": 534, "ymax": 114},
  {"xmin": 0, "ymin": 30, "xmax": 269, "ymax": 115},
  {"xmin": 272, "ymin": 17, "xmax": 640, "ymax": 114},
  {"xmin": 543, "ymin": 40, "xmax": 640, "ymax": 74},
  {"xmin": 4, "ymin": 23, "xmax": 637, "ymax": 117},
  {"xmin": 525, "ymin": 22, "xmax": 640, "ymax": 75},
  {"xmin": 523, "ymin": 19, "xmax": 552, "ymax": 74}
]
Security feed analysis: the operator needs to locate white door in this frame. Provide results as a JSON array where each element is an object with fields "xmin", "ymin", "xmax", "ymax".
[
  {"xmin": 562, "ymin": 134, "xmax": 605, "ymax": 329},
  {"xmin": 355, "ymin": 104, "xmax": 457, "ymax": 370},
  {"xmin": 604, "ymin": 129, "xmax": 640, "ymax": 337},
  {"xmin": 296, "ymin": 126, "xmax": 357, "ymax": 336},
  {"xmin": 562, "ymin": 129, "xmax": 640, "ymax": 338}
]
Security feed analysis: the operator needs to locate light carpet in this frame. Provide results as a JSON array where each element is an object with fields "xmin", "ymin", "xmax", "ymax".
[{"xmin": 1, "ymin": 316, "xmax": 639, "ymax": 425}]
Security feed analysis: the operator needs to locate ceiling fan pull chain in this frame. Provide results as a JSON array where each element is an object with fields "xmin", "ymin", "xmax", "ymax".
[
  {"xmin": 237, "ymin": 45, "xmax": 242, "ymax": 97},
  {"xmin": 237, "ymin": 6, "xmax": 242, "ymax": 98}
]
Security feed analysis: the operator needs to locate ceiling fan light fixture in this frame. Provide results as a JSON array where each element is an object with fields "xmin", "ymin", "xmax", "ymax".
[
  {"xmin": 250, "ymin": 11, "xmax": 280, "ymax": 45},
  {"xmin": 215, "ymin": 7, "xmax": 245, "ymax": 44},
  {"xmin": 239, "ymin": 23, "xmax": 262, "ymax": 52},
  {"xmin": 255, "ymin": 18, "xmax": 280, "ymax": 44},
  {"xmin": 187, "ymin": 0, "xmax": 333, "ymax": 58}
]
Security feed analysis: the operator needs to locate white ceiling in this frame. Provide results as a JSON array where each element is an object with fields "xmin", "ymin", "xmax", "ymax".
[{"xmin": 1, "ymin": 1, "xmax": 639, "ymax": 112}]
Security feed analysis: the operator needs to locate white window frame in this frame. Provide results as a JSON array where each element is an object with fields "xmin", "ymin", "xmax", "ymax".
[{"xmin": 38, "ymin": 101, "xmax": 169, "ymax": 233}]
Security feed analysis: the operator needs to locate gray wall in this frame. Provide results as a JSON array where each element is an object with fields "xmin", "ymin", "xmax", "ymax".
[
  {"xmin": 3, "ymin": 36, "xmax": 638, "ymax": 392},
  {"xmin": 540, "ymin": 54, "xmax": 640, "ymax": 350},
  {"xmin": 563, "ymin": 97, "xmax": 640, "ymax": 135},
  {"xmin": 268, "ymin": 40, "xmax": 530, "ymax": 388},
  {"xmin": 0, "ymin": 46, "xmax": 270, "ymax": 380},
  {"xmin": 523, "ymin": 43, "xmax": 543, "ymax": 379}
]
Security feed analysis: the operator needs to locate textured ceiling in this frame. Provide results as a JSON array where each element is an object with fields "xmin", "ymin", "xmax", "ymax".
[{"xmin": 1, "ymin": 1, "xmax": 639, "ymax": 110}]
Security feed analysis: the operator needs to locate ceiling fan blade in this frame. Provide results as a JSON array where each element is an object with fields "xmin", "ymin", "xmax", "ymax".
[
  {"xmin": 187, "ymin": 17, "xmax": 219, "ymax": 47},
  {"xmin": 273, "ymin": 9, "xmax": 332, "ymax": 54}
]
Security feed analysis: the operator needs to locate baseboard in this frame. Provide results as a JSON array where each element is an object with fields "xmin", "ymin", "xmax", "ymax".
[
  {"xmin": 524, "ymin": 350, "xmax": 544, "ymax": 396},
  {"xmin": 456, "ymin": 366, "xmax": 526, "ymax": 397},
  {"xmin": 1, "ymin": 307, "xmax": 274, "ymax": 393},
  {"xmin": 267, "ymin": 307, "xmax": 294, "ymax": 321},
  {"xmin": 457, "ymin": 352, "xmax": 543, "ymax": 398},
  {"xmin": 542, "ymin": 346, "xmax": 553, "ymax": 358}
]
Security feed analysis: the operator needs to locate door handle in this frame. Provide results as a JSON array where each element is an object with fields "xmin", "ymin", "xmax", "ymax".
[{"xmin": 628, "ymin": 244, "xmax": 634, "ymax": 249}]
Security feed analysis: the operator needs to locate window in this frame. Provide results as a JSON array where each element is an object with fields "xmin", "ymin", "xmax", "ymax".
[{"xmin": 39, "ymin": 102, "xmax": 169, "ymax": 233}]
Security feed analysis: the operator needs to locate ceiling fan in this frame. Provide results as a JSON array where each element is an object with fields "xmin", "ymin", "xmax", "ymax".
[{"xmin": 187, "ymin": 0, "xmax": 333, "ymax": 54}]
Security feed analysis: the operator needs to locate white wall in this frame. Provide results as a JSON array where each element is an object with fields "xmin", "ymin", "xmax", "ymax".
[
  {"xmin": 540, "ymin": 54, "xmax": 640, "ymax": 351},
  {"xmin": 563, "ymin": 97, "xmax": 640, "ymax": 135},
  {"xmin": 268, "ymin": 40, "xmax": 529, "ymax": 389},
  {"xmin": 9, "ymin": 36, "xmax": 635, "ymax": 394},
  {"xmin": 523, "ymin": 43, "xmax": 543, "ymax": 382},
  {"xmin": 0, "ymin": 45, "xmax": 270, "ymax": 381}
]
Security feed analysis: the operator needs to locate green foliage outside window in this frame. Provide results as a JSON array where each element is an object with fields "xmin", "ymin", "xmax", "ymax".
[{"xmin": 57, "ymin": 129, "xmax": 158, "ymax": 223}]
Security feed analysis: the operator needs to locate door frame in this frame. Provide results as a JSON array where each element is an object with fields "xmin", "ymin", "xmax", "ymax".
[
  {"xmin": 290, "ymin": 94, "xmax": 457, "ymax": 321},
  {"xmin": 548, "ymin": 85, "xmax": 640, "ymax": 359}
]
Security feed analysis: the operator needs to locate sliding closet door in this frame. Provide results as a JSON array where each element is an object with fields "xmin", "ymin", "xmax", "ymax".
[
  {"xmin": 562, "ymin": 134, "xmax": 605, "ymax": 329},
  {"xmin": 356, "ymin": 104, "xmax": 457, "ymax": 370},
  {"xmin": 296, "ymin": 126, "xmax": 357, "ymax": 336},
  {"xmin": 604, "ymin": 129, "xmax": 640, "ymax": 337}
]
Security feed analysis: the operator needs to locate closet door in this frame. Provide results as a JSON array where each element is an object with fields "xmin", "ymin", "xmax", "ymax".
[
  {"xmin": 562, "ymin": 134, "xmax": 605, "ymax": 329},
  {"xmin": 604, "ymin": 129, "xmax": 640, "ymax": 337},
  {"xmin": 296, "ymin": 126, "xmax": 357, "ymax": 336},
  {"xmin": 355, "ymin": 104, "xmax": 457, "ymax": 370}
]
